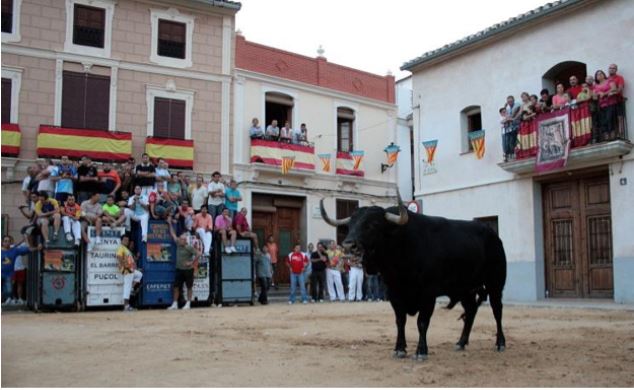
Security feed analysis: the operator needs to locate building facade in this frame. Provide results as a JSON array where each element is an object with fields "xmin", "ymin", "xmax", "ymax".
[
  {"xmin": 232, "ymin": 34, "xmax": 398, "ymax": 281},
  {"xmin": 402, "ymin": 0, "xmax": 633, "ymax": 303},
  {"xmin": 1, "ymin": 0, "xmax": 240, "ymax": 238}
]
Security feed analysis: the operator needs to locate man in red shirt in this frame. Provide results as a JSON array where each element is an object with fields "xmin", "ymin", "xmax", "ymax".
[
  {"xmin": 286, "ymin": 244, "xmax": 308, "ymax": 304},
  {"xmin": 608, "ymin": 64, "xmax": 625, "ymax": 97},
  {"xmin": 567, "ymin": 75, "xmax": 582, "ymax": 100},
  {"xmin": 233, "ymin": 207, "xmax": 260, "ymax": 253}
]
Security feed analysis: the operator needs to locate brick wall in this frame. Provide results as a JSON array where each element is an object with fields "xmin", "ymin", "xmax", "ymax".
[{"xmin": 235, "ymin": 35, "xmax": 395, "ymax": 103}]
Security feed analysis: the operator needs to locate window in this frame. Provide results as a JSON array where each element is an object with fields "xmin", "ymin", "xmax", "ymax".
[
  {"xmin": 265, "ymin": 92, "xmax": 293, "ymax": 129},
  {"xmin": 153, "ymin": 97, "xmax": 185, "ymax": 139},
  {"xmin": 1, "ymin": 78, "xmax": 11, "ymax": 123},
  {"xmin": 73, "ymin": 4, "xmax": 105, "ymax": 48},
  {"xmin": 61, "ymin": 71, "xmax": 110, "ymax": 130},
  {"xmin": 337, "ymin": 107, "xmax": 355, "ymax": 153},
  {"xmin": 460, "ymin": 106, "xmax": 481, "ymax": 153},
  {"xmin": 474, "ymin": 216, "xmax": 498, "ymax": 236},
  {"xmin": 1, "ymin": 0, "xmax": 20, "ymax": 42},
  {"xmin": 150, "ymin": 8, "xmax": 194, "ymax": 68},
  {"xmin": 336, "ymin": 199, "xmax": 359, "ymax": 244},
  {"xmin": 158, "ymin": 20, "xmax": 186, "ymax": 59}
]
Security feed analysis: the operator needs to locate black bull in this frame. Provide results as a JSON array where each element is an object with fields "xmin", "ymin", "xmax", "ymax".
[{"xmin": 320, "ymin": 192, "xmax": 506, "ymax": 360}]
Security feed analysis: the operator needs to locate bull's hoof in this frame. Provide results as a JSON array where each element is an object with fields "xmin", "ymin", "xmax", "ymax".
[
  {"xmin": 496, "ymin": 345, "xmax": 506, "ymax": 352},
  {"xmin": 454, "ymin": 343, "xmax": 466, "ymax": 351},
  {"xmin": 393, "ymin": 350, "xmax": 407, "ymax": 359},
  {"xmin": 411, "ymin": 353, "xmax": 428, "ymax": 361}
]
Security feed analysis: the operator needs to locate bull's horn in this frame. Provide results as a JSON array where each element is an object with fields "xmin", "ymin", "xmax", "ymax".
[
  {"xmin": 320, "ymin": 198, "xmax": 350, "ymax": 226},
  {"xmin": 384, "ymin": 187, "xmax": 408, "ymax": 225}
]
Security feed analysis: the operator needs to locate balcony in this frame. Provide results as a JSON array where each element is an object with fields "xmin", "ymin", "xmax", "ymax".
[
  {"xmin": 499, "ymin": 101, "xmax": 631, "ymax": 175},
  {"xmin": 250, "ymin": 138, "xmax": 316, "ymax": 175}
]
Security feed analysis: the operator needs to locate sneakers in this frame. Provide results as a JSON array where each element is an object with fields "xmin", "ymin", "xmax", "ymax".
[
  {"xmin": 319, "ymin": 299, "xmax": 324, "ymax": 303},
  {"xmin": 65, "ymin": 233, "xmax": 73, "ymax": 242},
  {"xmin": 123, "ymin": 305, "xmax": 136, "ymax": 312},
  {"xmin": 2, "ymin": 298, "xmax": 13, "ymax": 306},
  {"xmin": 15, "ymin": 298, "xmax": 25, "ymax": 306},
  {"xmin": 52, "ymin": 232, "xmax": 58, "ymax": 241},
  {"xmin": 74, "ymin": 239, "xmax": 81, "ymax": 247},
  {"xmin": 288, "ymin": 301, "xmax": 294, "ymax": 305},
  {"xmin": 86, "ymin": 240, "xmax": 94, "ymax": 252},
  {"xmin": 167, "ymin": 302, "xmax": 178, "ymax": 310},
  {"xmin": 224, "ymin": 246, "xmax": 231, "ymax": 254},
  {"xmin": 183, "ymin": 301, "xmax": 191, "ymax": 310},
  {"xmin": 302, "ymin": 300, "xmax": 308, "ymax": 304},
  {"xmin": 228, "ymin": 246, "xmax": 237, "ymax": 253}
]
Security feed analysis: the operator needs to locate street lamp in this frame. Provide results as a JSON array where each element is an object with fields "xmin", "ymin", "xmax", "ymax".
[{"xmin": 381, "ymin": 142, "xmax": 401, "ymax": 173}]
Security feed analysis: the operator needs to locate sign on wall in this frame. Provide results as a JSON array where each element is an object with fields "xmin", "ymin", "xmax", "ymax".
[{"xmin": 85, "ymin": 227, "xmax": 126, "ymax": 306}]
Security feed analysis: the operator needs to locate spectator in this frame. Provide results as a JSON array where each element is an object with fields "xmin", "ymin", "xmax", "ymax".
[
  {"xmin": 309, "ymin": 242, "xmax": 328, "ymax": 303},
  {"xmin": 176, "ymin": 199, "xmax": 195, "ymax": 232},
  {"xmin": 76, "ymin": 156, "xmax": 100, "ymax": 203},
  {"xmin": 303, "ymin": 242, "xmax": 313, "ymax": 295},
  {"xmin": 224, "ymin": 180, "xmax": 242, "ymax": 217},
  {"xmin": 348, "ymin": 254, "xmax": 364, "ymax": 302},
  {"xmin": 529, "ymin": 94, "xmax": 542, "ymax": 114},
  {"xmin": 607, "ymin": 64, "xmax": 624, "ymax": 97},
  {"xmin": 340, "ymin": 250, "xmax": 350, "ymax": 298},
  {"xmin": 12, "ymin": 241, "xmax": 30, "ymax": 305},
  {"xmin": 193, "ymin": 207, "xmax": 213, "ymax": 257},
  {"xmin": 167, "ymin": 224, "xmax": 201, "ymax": 310},
  {"xmin": 61, "ymin": 194, "xmax": 83, "ymax": 247},
  {"xmin": 266, "ymin": 235, "xmax": 279, "ymax": 289},
  {"xmin": 265, "ymin": 119, "xmax": 279, "ymax": 140},
  {"xmin": 287, "ymin": 243, "xmax": 308, "ymax": 304},
  {"xmin": 34, "ymin": 159, "xmax": 57, "ymax": 199},
  {"xmin": 249, "ymin": 118, "xmax": 264, "ymax": 139},
  {"xmin": 501, "ymin": 95, "xmax": 520, "ymax": 161},
  {"xmin": 594, "ymin": 69, "xmax": 619, "ymax": 141},
  {"xmin": 585, "ymin": 75, "xmax": 595, "ymax": 88},
  {"xmin": 366, "ymin": 272, "xmax": 381, "ymax": 302},
  {"xmin": 18, "ymin": 193, "xmax": 39, "ymax": 247},
  {"xmin": 21, "ymin": 165, "xmax": 38, "ymax": 203},
  {"xmin": 299, "ymin": 123, "xmax": 308, "ymax": 144},
  {"xmin": 539, "ymin": 88, "xmax": 553, "ymax": 112},
  {"xmin": 126, "ymin": 185, "xmax": 150, "ymax": 243},
  {"xmin": 291, "ymin": 123, "xmax": 303, "ymax": 144},
  {"xmin": 118, "ymin": 161, "xmax": 135, "ymax": 198},
  {"xmin": 279, "ymin": 121, "xmax": 292, "ymax": 143},
  {"xmin": 255, "ymin": 245, "xmax": 272, "ymax": 305},
  {"xmin": 567, "ymin": 75, "xmax": 582, "ymax": 99},
  {"xmin": 116, "ymin": 234, "xmax": 142, "ymax": 312},
  {"xmin": 135, "ymin": 153, "xmax": 156, "ymax": 195},
  {"xmin": 52, "ymin": 155, "xmax": 76, "ymax": 204},
  {"xmin": 167, "ymin": 173, "xmax": 182, "ymax": 201},
  {"xmin": 117, "ymin": 190, "xmax": 130, "ymax": 209},
  {"xmin": 98, "ymin": 162, "xmax": 121, "ymax": 202},
  {"xmin": 151, "ymin": 191, "xmax": 178, "ymax": 222},
  {"xmin": 180, "ymin": 173, "xmax": 192, "ymax": 201},
  {"xmin": 233, "ymin": 207, "xmax": 260, "ymax": 252},
  {"xmin": 326, "ymin": 241, "xmax": 345, "ymax": 302},
  {"xmin": 215, "ymin": 208, "xmax": 237, "ymax": 254},
  {"xmin": 552, "ymin": 83, "xmax": 567, "ymax": 110},
  {"xmin": 207, "ymin": 171, "xmax": 225, "ymax": 220},
  {"xmin": 81, "ymin": 192, "xmax": 103, "ymax": 250},
  {"xmin": 190, "ymin": 175, "xmax": 207, "ymax": 213},
  {"xmin": 1, "ymin": 235, "xmax": 40, "ymax": 305},
  {"xmin": 34, "ymin": 191, "xmax": 61, "ymax": 247},
  {"xmin": 563, "ymin": 92, "xmax": 572, "ymax": 107},
  {"xmin": 154, "ymin": 159, "xmax": 171, "ymax": 193},
  {"xmin": 520, "ymin": 92, "xmax": 535, "ymax": 121},
  {"xmin": 102, "ymin": 195, "xmax": 126, "ymax": 228},
  {"xmin": 576, "ymin": 84, "xmax": 592, "ymax": 103}
]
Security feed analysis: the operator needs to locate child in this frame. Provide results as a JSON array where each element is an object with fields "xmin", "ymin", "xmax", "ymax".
[
  {"xmin": 61, "ymin": 195, "xmax": 82, "ymax": 246},
  {"xmin": 255, "ymin": 245, "xmax": 272, "ymax": 305},
  {"xmin": 1, "ymin": 235, "xmax": 40, "ymax": 306}
]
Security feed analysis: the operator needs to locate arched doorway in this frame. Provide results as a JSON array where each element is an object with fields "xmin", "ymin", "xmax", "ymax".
[{"xmin": 542, "ymin": 61, "xmax": 587, "ymax": 94}]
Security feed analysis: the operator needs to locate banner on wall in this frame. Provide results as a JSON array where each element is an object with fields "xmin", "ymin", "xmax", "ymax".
[
  {"xmin": 536, "ymin": 110, "xmax": 571, "ymax": 173},
  {"xmin": 1, "ymin": 123, "xmax": 21, "ymax": 157},
  {"xmin": 422, "ymin": 140, "xmax": 438, "ymax": 175},
  {"xmin": 468, "ymin": 130, "xmax": 486, "ymax": 159},
  {"xmin": 350, "ymin": 150, "xmax": 364, "ymax": 171},
  {"xmin": 145, "ymin": 137, "xmax": 194, "ymax": 169},
  {"xmin": 336, "ymin": 152, "xmax": 364, "ymax": 177},
  {"xmin": 318, "ymin": 153, "xmax": 331, "ymax": 173}
]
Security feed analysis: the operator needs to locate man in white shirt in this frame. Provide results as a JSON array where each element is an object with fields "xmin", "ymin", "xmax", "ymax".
[
  {"xmin": 190, "ymin": 175, "xmax": 208, "ymax": 213},
  {"xmin": 36, "ymin": 160, "xmax": 57, "ymax": 198},
  {"xmin": 154, "ymin": 159, "xmax": 171, "ymax": 193},
  {"xmin": 207, "ymin": 171, "xmax": 225, "ymax": 220},
  {"xmin": 265, "ymin": 120, "xmax": 279, "ymax": 140}
]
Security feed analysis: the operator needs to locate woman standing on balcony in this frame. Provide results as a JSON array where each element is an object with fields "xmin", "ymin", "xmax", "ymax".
[
  {"xmin": 279, "ymin": 121, "xmax": 292, "ymax": 143},
  {"xmin": 551, "ymin": 83, "xmax": 567, "ymax": 110},
  {"xmin": 593, "ymin": 70, "xmax": 619, "ymax": 141}
]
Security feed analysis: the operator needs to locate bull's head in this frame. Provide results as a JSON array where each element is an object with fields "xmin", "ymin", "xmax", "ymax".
[{"xmin": 320, "ymin": 188, "xmax": 408, "ymax": 272}]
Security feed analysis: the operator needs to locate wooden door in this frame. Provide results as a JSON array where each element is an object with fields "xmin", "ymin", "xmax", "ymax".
[{"xmin": 543, "ymin": 174, "xmax": 613, "ymax": 298}]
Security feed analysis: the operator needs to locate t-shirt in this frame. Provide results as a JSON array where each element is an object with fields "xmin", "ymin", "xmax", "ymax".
[
  {"xmin": 37, "ymin": 166, "xmax": 57, "ymax": 193},
  {"xmin": 326, "ymin": 249, "xmax": 343, "ymax": 270},
  {"xmin": 21, "ymin": 176, "xmax": 31, "ymax": 192},
  {"xmin": 102, "ymin": 203, "xmax": 121, "ymax": 217},
  {"xmin": 552, "ymin": 94, "xmax": 566, "ymax": 108},
  {"xmin": 567, "ymin": 85, "xmax": 582, "ymax": 99},
  {"xmin": 609, "ymin": 74, "xmax": 625, "ymax": 92},
  {"xmin": 76, "ymin": 164, "xmax": 101, "ymax": 193},
  {"xmin": 63, "ymin": 202, "xmax": 82, "ymax": 218},
  {"xmin": 116, "ymin": 245, "xmax": 136, "ymax": 274},
  {"xmin": 176, "ymin": 244, "xmax": 197, "ymax": 270},
  {"xmin": 214, "ymin": 215, "xmax": 232, "ymax": 230},
  {"xmin": 34, "ymin": 198, "xmax": 59, "ymax": 215},
  {"xmin": 135, "ymin": 163, "xmax": 156, "ymax": 188},
  {"xmin": 54, "ymin": 164, "xmax": 76, "ymax": 194},
  {"xmin": 190, "ymin": 185, "xmax": 208, "ymax": 211},
  {"xmin": 224, "ymin": 188, "xmax": 241, "ymax": 211},
  {"xmin": 98, "ymin": 170, "xmax": 121, "ymax": 194},
  {"xmin": 167, "ymin": 181, "xmax": 181, "ymax": 195},
  {"xmin": 2, "ymin": 246, "xmax": 30, "ymax": 278},
  {"xmin": 310, "ymin": 251, "xmax": 328, "ymax": 272},
  {"xmin": 193, "ymin": 213, "xmax": 213, "ymax": 230},
  {"xmin": 14, "ymin": 243, "xmax": 29, "ymax": 272},
  {"xmin": 233, "ymin": 212, "xmax": 249, "ymax": 233},
  {"xmin": 155, "ymin": 167, "xmax": 170, "ymax": 191},
  {"xmin": 287, "ymin": 252, "xmax": 308, "ymax": 274},
  {"xmin": 81, "ymin": 200, "xmax": 103, "ymax": 217},
  {"xmin": 128, "ymin": 194, "xmax": 149, "ymax": 216},
  {"xmin": 207, "ymin": 181, "xmax": 225, "ymax": 206},
  {"xmin": 267, "ymin": 242, "xmax": 278, "ymax": 264}
]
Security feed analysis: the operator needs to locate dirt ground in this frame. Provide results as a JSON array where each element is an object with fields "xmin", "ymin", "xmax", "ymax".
[{"xmin": 2, "ymin": 301, "xmax": 634, "ymax": 387}]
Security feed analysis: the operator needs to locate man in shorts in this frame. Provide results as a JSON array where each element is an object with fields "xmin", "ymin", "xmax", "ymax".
[
  {"xmin": 80, "ymin": 192, "xmax": 103, "ymax": 251},
  {"xmin": 34, "ymin": 191, "xmax": 61, "ymax": 247},
  {"xmin": 167, "ymin": 224, "xmax": 201, "ymax": 310}
]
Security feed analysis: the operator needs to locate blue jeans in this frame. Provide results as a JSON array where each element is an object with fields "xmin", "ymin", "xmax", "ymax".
[
  {"xmin": 289, "ymin": 272, "xmax": 307, "ymax": 303},
  {"xmin": 1, "ymin": 276, "xmax": 12, "ymax": 302},
  {"xmin": 367, "ymin": 274, "xmax": 380, "ymax": 300}
]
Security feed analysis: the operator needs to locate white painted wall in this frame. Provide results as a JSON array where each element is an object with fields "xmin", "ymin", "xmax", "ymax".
[{"xmin": 396, "ymin": 76, "xmax": 414, "ymax": 200}]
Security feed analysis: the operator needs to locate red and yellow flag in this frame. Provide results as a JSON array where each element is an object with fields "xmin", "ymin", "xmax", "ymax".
[
  {"xmin": 1, "ymin": 123, "xmax": 21, "ymax": 157},
  {"xmin": 350, "ymin": 150, "xmax": 364, "ymax": 171},
  {"xmin": 318, "ymin": 153, "xmax": 331, "ymax": 173},
  {"xmin": 281, "ymin": 156, "xmax": 295, "ymax": 175}
]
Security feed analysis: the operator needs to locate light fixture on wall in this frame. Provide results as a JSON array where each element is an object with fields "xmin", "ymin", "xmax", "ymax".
[{"xmin": 381, "ymin": 142, "xmax": 401, "ymax": 173}]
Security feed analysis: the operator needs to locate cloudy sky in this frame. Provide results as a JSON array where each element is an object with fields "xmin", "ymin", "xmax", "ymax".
[{"xmin": 236, "ymin": 0, "xmax": 548, "ymax": 80}]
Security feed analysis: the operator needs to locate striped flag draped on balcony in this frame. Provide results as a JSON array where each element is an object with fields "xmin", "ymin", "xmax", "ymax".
[
  {"xmin": 318, "ymin": 153, "xmax": 331, "ymax": 172},
  {"xmin": 468, "ymin": 130, "xmax": 486, "ymax": 159},
  {"xmin": 281, "ymin": 155, "xmax": 295, "ymax": 174},
  {"xmin": 350, "ymin": 150, "xmax": 364, "ymax": 171}
]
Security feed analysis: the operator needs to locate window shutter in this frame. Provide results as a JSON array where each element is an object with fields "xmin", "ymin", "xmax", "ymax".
[
  {"xmin": 1, "ymin": 78, "xmax": 11, "ymax": 123},
  {"xmin": 169, "ymin": 99, "xmax": 186, "ymax": 139},
  {"xmin": 61, "ymin": 71, "xmax": 87, "ymax": 129},
  {"xmin": 1, "ymin": 0, "xmax": 13, "ymax": 33},
  {"xmin": 158, "ymin": 20, "xmax": 186, "ymax": 59},
  {"xmin": 73, "ymin": 4, "xmax": 105, "ymax": 48},
  {"xmin": 62, "ymin": 71, "xmax": 110, "ymax": 130},
  {"xmin": 86, "ymin": 74, "xmax": 110, "ymax": 130},
  {"xmin": 153, "ymin": 97, "xmax": 171, "ymax": 138}
]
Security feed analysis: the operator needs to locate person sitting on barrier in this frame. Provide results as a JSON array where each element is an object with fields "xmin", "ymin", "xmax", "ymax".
[
  {"xmin": 177, "ymin": 199, "xmax": 195, "ymax": 233},
  {"xmin": 167, "ymin": 224, "xmax": 201, "ymax": 310},
  {"xmin": 61, "ymin": 195, "xmax": 83, "ymax": 247},
  {"xmin": 214, "ymin": 208, "xmax": 237, "ymax": 254},
  {"xmin": 255, "ymin": 245, "xmax": 272, "ymax": 305},
  {"xmin": 98, "ymin": 162, "xmax": 121, "ymax": 203},
  {"xmin": 34, "ymin": 191, "xmax": 62, "ymax": 248},
  {"xmin": 81, "ymin": 192, "xmax": 103, "ymax": 251},
  {"xmin": 116, "ymin": 233, "xmax": 142, "ymax": 312},
  {"xmin": 101, "ymin": 194, "xmax": 126, "ymax": 228},
  {"xmin": 18, "ymin": 192, "xmax": 40, "ymax": 247},
  {"xmin": 150, "ymin": 190, "xmax": 177, "ymax": 222},
  {"xmin": 126, "ymin": 185, "xmax": 150, "ymax": 243},
  {"xmin": 1, "ymin": 235, "xmax": 41, "ymax": 306},
  {"xmin": 193, "ymin": 207, "xmax": 213, "ymax": 257},
  {"xmin": 233, "ymin": 207, "xmax": 260, "ymax": 253}
]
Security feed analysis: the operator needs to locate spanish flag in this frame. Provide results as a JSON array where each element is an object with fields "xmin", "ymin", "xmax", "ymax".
[
  {"xmin": 1, "ymin": 123, "xmax": 21, "ymax": 157},
  {"xmin": 318, "ymin": 153, "xmax": 331, "ymax": 172},
  {"xmin": 281, "ymin": 155, "xmax": 295, "ymax": 175},
  {"xmin": 145, "ymin": 137, "xmax": 194, "ymax": 169},
  {"xmin": 350, "ymin": 150, "xmax": 364, "ymax": 171},
  {"xmin": 468, "ymin": 130, "xmax": 486, "ymax": 159},
  {"xmin": 37, "ymin": 125, "xmax": 132, "ymax": 161},
  {"xmin": 422, "ymin": 140, "xmax": 438, "ymax": 164}
]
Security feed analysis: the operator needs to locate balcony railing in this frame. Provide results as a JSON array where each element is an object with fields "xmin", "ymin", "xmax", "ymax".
[{"xmin": 250, "ymin": 138, "xmax": 315, "ymax": 171}]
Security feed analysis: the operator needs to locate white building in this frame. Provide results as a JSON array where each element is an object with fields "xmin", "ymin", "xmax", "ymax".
[
  {"xmin": 402, "ymin": 0, "xmax": 633, "ymax": 303},
  {"xmin": 396, "ymin": 76, "xmax": 414, "ymax": 201}
]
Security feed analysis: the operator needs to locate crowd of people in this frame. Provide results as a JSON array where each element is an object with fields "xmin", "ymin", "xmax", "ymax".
[
  {"xmin": 249, "ymin": 118, "xmax": 311, "ymax": 146},
  {"xmin": 500, "ymin": 63, "xmax": 626, "ymax": 160}
]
